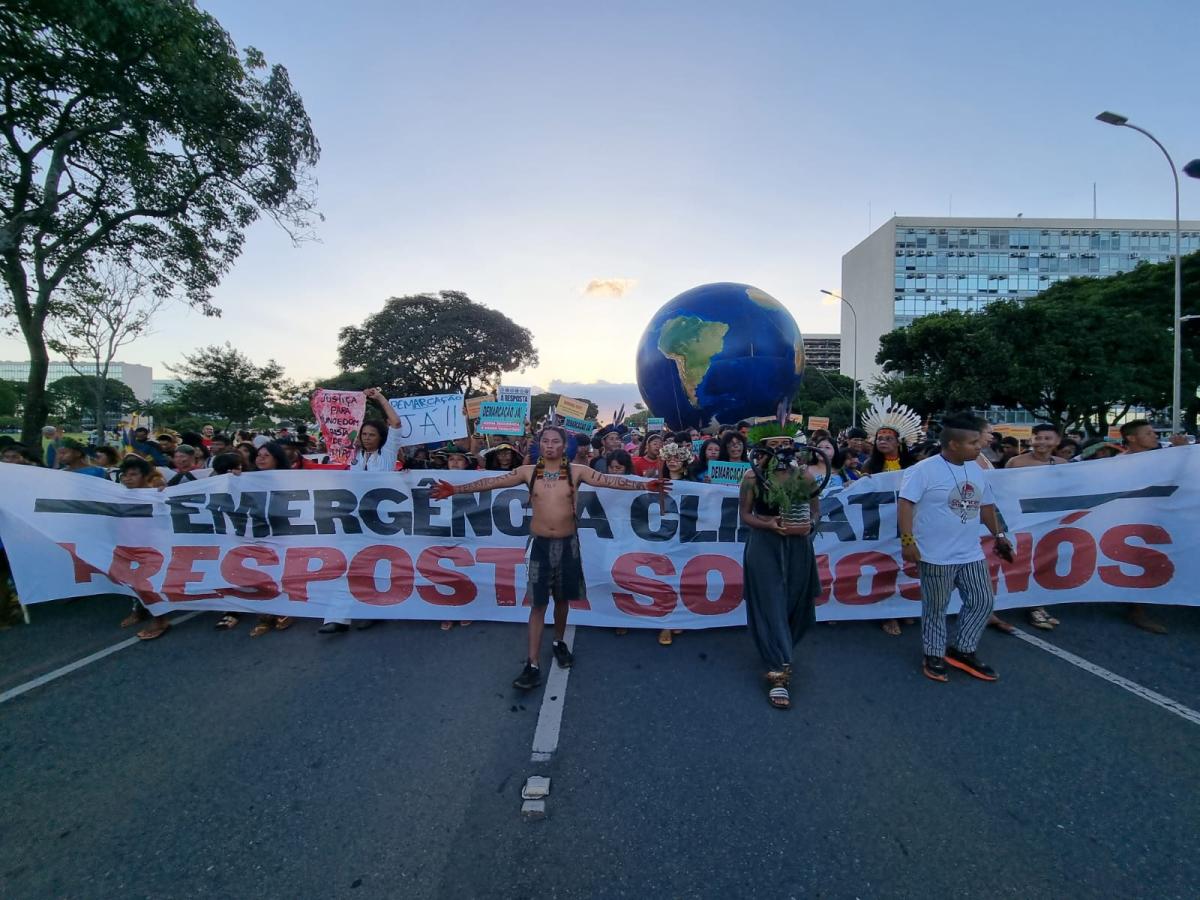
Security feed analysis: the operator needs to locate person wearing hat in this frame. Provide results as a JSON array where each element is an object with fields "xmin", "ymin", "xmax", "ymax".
[
  {"xmin": 57, "ymin": 438, "xmax": 108, "ymax": 478},
  {"xmin": 739, "ymin": 423, "xmax": 822, "ymax": 710},
  {"xmin": 590, "ymin": 425, "xmax": 626, "ymax": 473},
  {"xmin": 483, "ymin": 443, "xmax": 522, "ymax": 471}
]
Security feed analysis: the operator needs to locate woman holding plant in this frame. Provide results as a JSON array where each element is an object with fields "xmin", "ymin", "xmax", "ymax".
[{"xmin": 739, "ymin": 424, "xmax": 822, "ymax": 710}]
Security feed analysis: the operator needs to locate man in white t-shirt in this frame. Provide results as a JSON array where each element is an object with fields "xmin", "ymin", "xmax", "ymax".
[{"xmin": 898, "ymin": 413, "xmax": 1014, "ymax": 683}]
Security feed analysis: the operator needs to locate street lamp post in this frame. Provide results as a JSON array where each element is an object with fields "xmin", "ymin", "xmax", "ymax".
[
  {"xmin": 820, "ymin": 289, "xmax": 859, "ymax": 428},
  {"xmin": 1096, "ymin": 111, "xmax": 1184, "ymax": 433}
]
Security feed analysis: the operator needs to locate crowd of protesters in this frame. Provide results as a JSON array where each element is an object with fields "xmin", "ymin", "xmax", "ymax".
[{"xmin": 0, "ymin": 395, "xmax": 1189, "ymax": 684}]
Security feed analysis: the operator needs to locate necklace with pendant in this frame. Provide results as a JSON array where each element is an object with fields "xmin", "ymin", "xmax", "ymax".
[{"xmin": 542, "ymin": 470, "xmax": 560, "ymax": 482}]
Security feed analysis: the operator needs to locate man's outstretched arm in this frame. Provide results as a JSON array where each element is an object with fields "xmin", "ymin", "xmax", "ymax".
[
  {"xmin": 430, "ymin": 467, "xmax": 528, "ymax": 500},
  {"xmin": 574, "ymin": 465, "xmax": 671, "ymax": 493}
]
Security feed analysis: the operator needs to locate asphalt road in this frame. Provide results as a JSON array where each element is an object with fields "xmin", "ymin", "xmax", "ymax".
[{"xmin": 2, "ymin": 597, "xmax": 1197, "ymax": 899}]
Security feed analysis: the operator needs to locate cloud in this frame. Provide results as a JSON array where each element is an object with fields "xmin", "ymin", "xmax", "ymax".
[{"xmin": 583, "ymin": 278, "xmax": 637, "ymax": 298}]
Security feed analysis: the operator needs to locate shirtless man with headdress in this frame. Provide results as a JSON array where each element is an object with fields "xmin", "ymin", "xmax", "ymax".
[{"xmin": 431, "ymin": 425, "xmax": 670, "ymax": 689}]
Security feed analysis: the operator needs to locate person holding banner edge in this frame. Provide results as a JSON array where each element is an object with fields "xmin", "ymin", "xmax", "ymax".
[
  {"xmin": 430, "ymin": 425, "xmax": 670, "ymax": 690},
  {"xmin": 898, "ymin": 413, "xmax": 1014, "ymax": 684},
  {"xmin": 318, "ymin": 387, "xmax": 404, "ymax": 635}
]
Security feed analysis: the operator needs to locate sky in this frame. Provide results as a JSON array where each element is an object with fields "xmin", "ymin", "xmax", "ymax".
[{"xmin": 6, "ymin": 0, "xmax": 1198, "ymax": 409}]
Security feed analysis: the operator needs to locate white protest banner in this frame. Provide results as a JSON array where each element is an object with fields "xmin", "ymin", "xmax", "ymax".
[
  {"xmin": 562, "ymin": 415, "xmax": 596, "ymax": 437},
  {"xmin": 3, "ymin": 449, "xmax": 1197, "ymax": 627},
  {"xmin": 388, "ymin": 393, "xmax": 467, "ymax": 446},
  {"xmin": 497, "ymin": 385, "xmax": 532, "ymax": 420},
  {"xmin": 707, "ymin": 461, "xmax": 751, "ymax": 485},
  {"xmin": 647, "ymin": 417, "xmax": 666, "ymax": 432},
  {"xmin": 556, "ymin": 396, "xmax": 589, "ymax": 420},
  {"xmin": 310, "ymin": 389, "xmax": 367, "ymax": 465},
  {"xmin": 478, "ymin": 401, "xmax": 526, "ymax": 436}
]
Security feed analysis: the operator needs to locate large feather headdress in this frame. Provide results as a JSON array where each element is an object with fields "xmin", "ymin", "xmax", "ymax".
[{"xmin": 861, "ymin": 396, "xmax": 924, "ymax": 447}]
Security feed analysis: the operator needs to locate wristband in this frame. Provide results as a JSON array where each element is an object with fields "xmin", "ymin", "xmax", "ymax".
[{"xmin": 900, "ymin": 533, "xmax": 917, "ymax": 547}]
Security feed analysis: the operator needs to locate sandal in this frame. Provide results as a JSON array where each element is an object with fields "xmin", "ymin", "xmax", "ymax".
[
  {"xmin": 441, "ymin": 621, "xmax": 454, "ymax": 631},
  {"xmin": 987, "ymin": 614, "xmax": 1015, "ymax": 634},
  {"xmin": 215, "ymin": 614, "xmax": 240, "ymax": 630},
  {"xmin": 658, "ymin": 629, "xmax": 673, "ymax": 646},
  {"xmin": 120, "ymin": 607, "xmax": 150, "ymax": 628},
  {"xmin": 249, "ymin": 621, "xmax": 272, "ymax": 638},
  {"xmin": 614, "ymin": 628, "xmax": 628, "ymax": 635},
  {"xmin": 1027, "ymin": 608, "xmax": 1055, "ymax": 630},
  {"xmin": 273, "ymin": 616, "xmax": 293, "ymax": 631},
  {"xmin": 136, "ymin": 621, "xmax": 169, "ymax": 641},
  {"xmin": 766, "ymin": 670, "xmax": 791, "ymax": 709},
  {"xmin": 881, "ymin": 619, "xmax": 901, "ymax": 637}
]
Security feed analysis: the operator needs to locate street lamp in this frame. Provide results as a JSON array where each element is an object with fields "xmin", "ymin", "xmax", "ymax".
[
  {"xmin": 1184, "ymin": 159, "xmax": 1200, "ymax": 179},
  {"xmin": 819, "ymin": 289, "xmax": 859, "ymax": 428},
  {"xmin": 1095, "ymin": 110, "xmax": 1184, "ymax": 433}
]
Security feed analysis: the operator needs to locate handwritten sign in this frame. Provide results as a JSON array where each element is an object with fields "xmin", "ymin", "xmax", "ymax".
[
  {"xmin": 310, "ymin": 389, "xmax": 367, "ymax": 466},
  {"xmin": 692, "ymin": 439, "xmax": 706, "ymax": 456},
  {"xmin": 497, "ymin": 385, "xmax": 532, "ymax": 420},
  {"xmin": 807, "ymin": 416, "xmax": 829, "ymax": 432},
  {"xmin": 562, "ymin": 415, "xmax": 596, "ymax": 437},
  {"xmin": 556, "ymin": 396, "xmax": 589, "ymax": 420},
  {"xmin": 707, "ymin": 460, "xmax": 752, "ymax": 485},
  {"xmin": 1107, "ymin": 426, "xmax": 1123, "ymax": 441},
  {"xmin": 647, "ymin": 417, "xmax": 666, "ymax": 432},
  {"xmin": 388, "ymin": 393, "xmax": 467, "ymax": 446},
  {"xmin": 465, "ymin": 395, "xmax": 494, "ymax": 419},
  {"xmin": 478, "ymin": 401, "xmax": 527, "ymax": 436}
]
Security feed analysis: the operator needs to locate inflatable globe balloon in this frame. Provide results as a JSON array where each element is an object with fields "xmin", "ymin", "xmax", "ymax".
[{"xmin": 635, "ymin": 283, "xmax": 805, "ymax": 430}]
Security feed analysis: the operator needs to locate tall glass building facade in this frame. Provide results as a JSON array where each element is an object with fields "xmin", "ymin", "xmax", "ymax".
[
  {"xmin": 841, "ymin": 217, "xmax": 1200, "ymax": 390},
  {"xmin": 0, "ymin": 360, "xmax": 154, "ymax": 401},
  {"xmin": 893, "ymin": 224, "xmax": 1200, "ymax": 327}
]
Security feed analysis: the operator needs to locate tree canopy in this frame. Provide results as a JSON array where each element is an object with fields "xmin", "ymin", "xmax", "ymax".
[
  {"xmin": 336, "ymin": 291, "xmax": 538, "ymax": 398},
  {"xmin": 47, "ymin": 375, "xmax": 136, "ymax": 425},
  {"xmin": 790, "ymin": 369, "xmax": 869, "ymax": 435},
  {"xmin": 167, "ymin": 343, "xmax": 287, "ymax": 429},
  {"xmin": 876, "ymin": 253, "xmax": 1200, "ymax": 432},
  {"xmin": 0, "ymin": 0, "xmax": 319, "ymax": 448}
]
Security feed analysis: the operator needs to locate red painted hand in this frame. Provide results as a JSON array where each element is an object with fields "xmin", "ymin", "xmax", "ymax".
[
  {"xmin": 430, "ymin": 480, "xmax": 455, "ymax": 500},
  {"xmin": 646, "ymin": 478, "xmax": 672, "ymax": 493}
]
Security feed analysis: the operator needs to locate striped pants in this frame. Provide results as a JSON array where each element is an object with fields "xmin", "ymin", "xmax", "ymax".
[{"xmin": 918, "ymin": 560, "xmax": 994, "ymax": 657}]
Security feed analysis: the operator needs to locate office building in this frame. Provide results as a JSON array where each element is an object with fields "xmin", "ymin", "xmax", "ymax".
[
  {"xmin": 801, "ymin": 334, "xmax": 840, "ymax": 372},
  {"xmin": 840, "ymin": 216, "xmax": 1200, "ymax": 389},
  {"xmin": 152, "ymin": 379, "xmax": 185, "ymax": 403},
  {"xmin": 0, "ymin": 360, "xmax": 154, "ymax": 401}
]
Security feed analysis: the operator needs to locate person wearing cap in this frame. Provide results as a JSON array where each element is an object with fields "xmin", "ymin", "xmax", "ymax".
[
  {"xmin": 57, "ymin": 438, "xmax": 108, "ymax": 478},
  {"xmin": 483, "ymin": 443, "xmax": 522, "ymax": 471}
]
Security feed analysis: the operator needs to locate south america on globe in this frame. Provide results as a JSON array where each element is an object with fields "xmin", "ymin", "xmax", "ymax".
[{"xmin": 635, "ymin": 283, "xmax": 805, "ymax": 430}]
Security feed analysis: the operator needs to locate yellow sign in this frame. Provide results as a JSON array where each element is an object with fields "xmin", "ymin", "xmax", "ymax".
[
  {"xmin": 465, "ymin": 395, "xmax": 494, "ymax": 419},
  {"xmin": 807, "ymin": 416, "xmax": 830, "ymax": 432},
  {"xmin": 555, "ymin": 396, "xmax": 589, "ymax": 420},
  {"xmin": 1107, "ymin": 426, "xmax": 1123, "ymax": 441}
]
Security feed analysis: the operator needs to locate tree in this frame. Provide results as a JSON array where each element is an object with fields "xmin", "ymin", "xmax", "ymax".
[
  {"xmin": 168, "ymin": 343, "xmax": 287, "ymax": 429},
  {"xmin": 875, "ymin": 253, "xmax": 1200, "ymax": 432},
  {"xmin": 273, "ymin": 379, "xmax": 316, "ymax": 424},
  {"xmin": 47, "ymin": 375, "xmax": 136, "ymax": 426},
  {"xmin": 336, "ymin": 292, "xmax": 538, "ymax": 397},
  {"xmin": 0, "ymin": 378, "xmax": 20, "ymax": 416},
  {"xmin": 791, "ymin": 370, "xmax": 869, "ymax": 434},
  {"xmin": 0, "ymin": 1, "xmax": 320, "ymax": 450},
  {"xmin": 47, "ymin": 261, "xmax": 161, "ymax": 433}
]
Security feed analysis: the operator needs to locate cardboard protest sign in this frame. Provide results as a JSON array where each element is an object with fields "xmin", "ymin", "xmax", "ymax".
[
  {"xmin": 478, "ymin": 401, "xmax": 527, "ymax": 436},
  {"xmin": 465, "ymin": 395, "xmax": 494, "ymax": 419},
  {"xmin": 388, "ymin": 393, "xmax": 467, "ymax": 446},
  {"xmin": 647, "ymin": 417, "xmax": 666, "ymax": 432},
  {"xmin": 556, "ymin": 396, "xmax": 589, "ymax": 420},
  {"xmin": 310, "ymin": 389, "xmax": 367, "ymax": 466},
  {"xmin": 807, "ymin": 416, "xmax": 829, "ymax": 432},
  {"xmin": 1107, "ymin": 426, "xmax": 1123, "ymax": 441},
  {"xmin": 562, "ymin": 415, "xmax": 596, "ymax": 437},
  {"xmin": 497, "ymin": 385, "xmax": 532, "ymax": 420},
  {"xmin": 707, "ymin": 460, "xmax": 751, "ymax": 485}
]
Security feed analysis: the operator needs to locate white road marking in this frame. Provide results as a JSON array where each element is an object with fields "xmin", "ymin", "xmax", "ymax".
[
  {"xmin": 0, "ymin": 612, "xmax": 201, "ymax": 706},
  {"xmin": 531, "ymin": 624, "xmax": 575, "ymax": 762},
  {"xmin": 1011, "ymin": 626, "xmax": 1200, "ymax": 726}
]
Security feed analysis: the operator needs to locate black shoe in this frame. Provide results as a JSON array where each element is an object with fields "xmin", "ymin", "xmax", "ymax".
[
  {"xmin": 317, "ymin": 622, "xmax": 350, "ymax": 634},
  {"xmin": 513, "ymin": 661, "xmax": 541, "ymax": 690},
  {"xmin": 946, "ymin": 647, "xmax": 998, "ymax": 681},
  {"xmin": 552, "ymin": 640, "xmax": 574, "ymax": 669},
  {"xmin": 923, "ymin": 655, "xmax": 949, "ymax": 682}
]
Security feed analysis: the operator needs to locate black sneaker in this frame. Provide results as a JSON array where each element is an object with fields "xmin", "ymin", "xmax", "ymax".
[
  {"xmin": 513, "ymin": 661, "xmax": 541, "ymax": 690},
  {"xmin": 552, "ymin": 640, "xmax": 574, "ymax": 669},
  {"xmin": 923, "ymin": 655, "xmax": 949, "ymax": 682},
  {"xmin": 946, "ymin": 647, "xmax": 999, "ymax": 681},
  {"xmin": 317, "ymin": 622, "xmax": 350, "ymax": 634}
]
